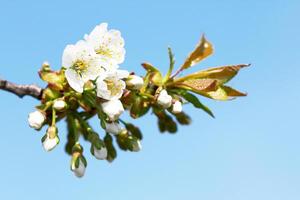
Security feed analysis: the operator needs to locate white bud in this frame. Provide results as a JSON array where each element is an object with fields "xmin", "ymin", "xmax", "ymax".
[
  {"xmin": 157, "ymin": 89, "xmax": 172, "ymax": 108},
  {"xmin": 132, "ymin": 140, "xmax": 142, "ymax": 152},
  {"xmin": 42, "ymin": 134, "xmax": 59, "ymax": 152},
  {"xmin": 71, "ymin": 158, "xmax": 86, "ymax": 178},
  {"xmin": 53, "ymin": 99, "xmax": 67, "ymax": 111},
  {"xmin": 172, "ymin": 100, "xmax": 182, "ymax": 114},
  {"xmin": 126, "ymin": 75, "xmax": 144, "ymax": 90},
  {"xmin": 105, "ymin": 122, "xmax": 124, "ymax": 135},
  {"xmin": 101, "ymin": 99, "xmax": 124, "ymax": 121},
  {"xmin": 42, "ymin": 126, "xmax": 59, "ymax": 152},
  {"xmin": 93, "ymin": 146, "xmax": 108, "ymax": 160},
  {"xmin": 28, "ymin": 110, "xmax": 46, "ymax": 129}
]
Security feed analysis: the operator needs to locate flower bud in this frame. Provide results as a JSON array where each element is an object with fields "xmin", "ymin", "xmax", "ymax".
[
  {"xmin": 101, "ymin": 99, "xmax": 124, "ymax": 121},
  {"xmin": 126, "ymin": 75, "xmax": 144, "ymax": 90},
  {"xmin": 93, "ymin": 146, "xmax": 108, "ymax": 160},
  {"xmin": 42, "ymin": 126, "xmax": 59, "ymax": 152},
  {"xmin": 105, "ymin": 122, "xmax": 124, "ymax": 135},
  {"xmin": 53, "ymin": 99, "xmax": 67, "ymax": 111},
  {"xmin": 172, "ymin": 100, "xmax": 182, "ymax": 114},
  {"xmin": 71, "ymin": 153, "xmax": 87, "ymax": 178},
  {"xmin": 28, "ymin": 110, "xmax": 46, "ymax": 129},
  {"xmin": 157, "ymin": 89, "xmax": 172, "ymax": 108}
]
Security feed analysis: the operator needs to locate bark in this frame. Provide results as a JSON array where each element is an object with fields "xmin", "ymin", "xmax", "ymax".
[{"xmin": 0, "ymin": 78, "xmax": 42, "ymax": 99}]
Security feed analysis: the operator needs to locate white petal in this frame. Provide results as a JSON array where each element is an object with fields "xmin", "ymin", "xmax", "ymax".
[
  {"xmin": 101, "ymin": 100, "xmax": 124, "ymax": 121},
  {"xmin": 62, "ymin": 44, "xmax": 76, "ymax": 68},
  {"xmin": 116, "ymin": 70, "xmax": 129, "ymax": 79},
  {"xmin": 65, "ymin": 68, "xmax": 84, "ymax": 93}
]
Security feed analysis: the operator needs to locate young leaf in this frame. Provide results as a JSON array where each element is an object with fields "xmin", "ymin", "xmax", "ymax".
[
  {"xmin": 207, "ymin": 87, "xmax": 228, "ymax": 101},
  {"xmin": 221, "ymin": 86, "xmax": 247, "ymax": 97},
  {"xmin": 175, "ymin": 79, "xmax": 218, "ymax": 93},
  {"xmin": 174, "ymin": 64, "xmax": 250, "ymax": 84},
  {"xmin": 163, "ymin": 47, "xmax": 175, "ymax": 83},
  {"xmin": 180, "ymin": 35, "xmax": 213, "ymax": 70},
  {"xmin": 176, "ymin": 90, "xmax": 214, "ymax": 118}
]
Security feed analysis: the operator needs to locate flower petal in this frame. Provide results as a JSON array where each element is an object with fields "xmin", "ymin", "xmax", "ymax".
[{"xmin": 65, "ymin": 68, "xmax": 84, "ymax": 93}]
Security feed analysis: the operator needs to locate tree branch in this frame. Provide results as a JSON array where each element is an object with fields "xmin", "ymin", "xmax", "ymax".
[{"xmin": 0, "ymin": 78, "xmax": 42, "ymax": 99}]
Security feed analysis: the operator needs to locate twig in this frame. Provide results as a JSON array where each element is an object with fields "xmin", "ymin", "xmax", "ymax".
[{"xmin": 0, "ymin": 78, "xmax": 42, "ymax": 99}]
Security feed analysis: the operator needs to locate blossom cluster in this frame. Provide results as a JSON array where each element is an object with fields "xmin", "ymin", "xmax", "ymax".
[{"xmin": 27, "ymin": 23, "xmax": 248, "ymax": 177}]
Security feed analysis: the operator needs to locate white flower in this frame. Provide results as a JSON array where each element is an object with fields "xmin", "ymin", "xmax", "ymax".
[
  {"xmin": 172, "ymin": 100, "xmax": 182, "ymax": 114},
  {"xmin": 28, "ymin": 110, "xmax": 45, "ymax": 129},
  {"xmin": 93, "ymin": 146, "xmax": 108, "ymax": 160},
  {"xmin": 105, "ymin": 121, "xmax": 124, "ymax": 135},
  {"xmin": 96, "ymin": 70, "xmax": 129, "ymax": 100},
  {"xmin": 132, "ymin": 139, "xmax": 142, "ymax": 152},
  {"xmin": 126, "ymin": 75, "xmax": 144, "ymax": 90},
  {"xmin": 84, "ymin": 23, "xmax": 125, "ymax": 68},
  {"xmin": 157, "ymin": 89, "xmax": 172, "ymax": 108},
  {"xmin": 42, "ymin": 126, "xmax": 59, "ymax": 152},
  {"xmin": 71, "ymin": 157, "xmax": 86, "ymax": 178},
  {"xmin": 62, "ymin": 40, "xmax": 107, "ymax": 93},
  {"xmin": 53, "ymin": 99, "xmax": 67, "ymax": 111},
  {"xmin": 101, "ymin": 99, "xmax": 124, "ymax": 121}
]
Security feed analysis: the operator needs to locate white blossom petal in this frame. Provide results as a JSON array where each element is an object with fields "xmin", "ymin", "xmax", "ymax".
[
  {"xmin": 65, "ymin": 68, "xmax": 85, "ymax": 93},
  {"xmin": 101, "ymin": 99, "xmax": 124, "ymax": 121}
]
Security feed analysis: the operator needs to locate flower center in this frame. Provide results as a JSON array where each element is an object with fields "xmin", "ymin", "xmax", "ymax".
[
  {"xmin": 106, "ymin": 79, "xmax": 122, "ymax": 97},
  {"xmin": 96, "ymin": 47, "xmax": 113, "ymax": 58},
  {"xmin": 72, "ymin": 60, "xmax": 88, "ymax": 76}
]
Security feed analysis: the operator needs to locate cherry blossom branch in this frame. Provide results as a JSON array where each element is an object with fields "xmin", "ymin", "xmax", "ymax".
[{"xmin": 0, "ymin": 78, "xmax": 42, "ymax": 99}]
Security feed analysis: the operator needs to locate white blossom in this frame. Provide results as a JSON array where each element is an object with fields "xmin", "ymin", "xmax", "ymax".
[
  {"xmin": 101, "ymin": 99, "xmax": 124, "ymax": 121},
  {"xmin": 53, "ymin": 99, "xmax": 67, "ymax": 111},
  {"xmin": 93, "ymin": 146, "xmax": 108, "ymax": 160},
  {"xmin": 84, "ymin": 23, "xmax": 125, "ymax": 69},
  {"xmin": 28, "ymin": 110, "xmax": 45, "ymax": 129},
  {"xmin": 62, "ymin": 40, "xmax": 106, "ymax": 93},
  {"xmin": 172, "ymin": 100, "xmax": 182, "ymax": 114},
  {"xmin": 157, "ymin": 89, "xmax": 172, "ymax": 108},
  {"xmin": 96, "ymin": 70, "xmax": 129, "ymax": 100},
  {"xmin": 126, "ymin": 75, "xmax": 144, "ymax": 90},
  {"xmin": 105, "ymin": 121, "xmax": 124, "ymax": 135},
  {"xmin": 71, "ymin": 158, "xmax": 86, "ymax": 178}
]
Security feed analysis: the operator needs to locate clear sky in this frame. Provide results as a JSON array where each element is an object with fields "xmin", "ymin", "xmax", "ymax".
[{"xmin": 0, "ymin": 0, "xmax": 300, "ymax": 199}]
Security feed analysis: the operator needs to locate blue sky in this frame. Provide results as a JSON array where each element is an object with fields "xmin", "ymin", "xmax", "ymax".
[{"xmin": 0, "ymin": 0, "xmax": 300, "ymax": 199}]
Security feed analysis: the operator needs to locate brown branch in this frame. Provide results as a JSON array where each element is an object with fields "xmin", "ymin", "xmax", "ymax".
[{"xmin": 0, "ymin": 78, "xmax": 42, "ymax": 99}]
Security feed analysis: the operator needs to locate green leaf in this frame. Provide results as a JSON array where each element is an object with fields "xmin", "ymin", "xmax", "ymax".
[
  {"xmin": 180, "ymin": 35, "xmax": 213, "ymax": 70},
  {"xmin": 163, "ymin": 47, "xmax": 175, "ymax": 83},
  {"xmin": 130, "ymin": 95, "xmax": 150, "ymax": 119},
  {"xmin": 176, "ymin": 90, "xmax": 214, "ymax": 118}
]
